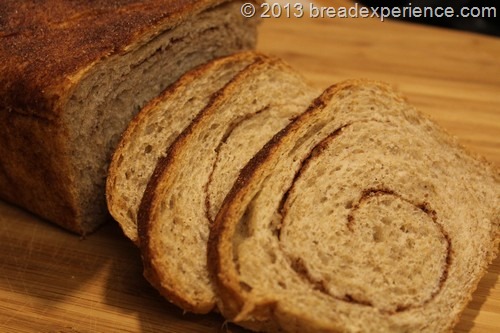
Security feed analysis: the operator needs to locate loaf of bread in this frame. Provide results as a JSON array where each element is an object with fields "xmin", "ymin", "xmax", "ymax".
[
  {"xmin": 138, "ymin": 56, "xmax": 320, "ymax": 313},
  {"xmin": 208, "ymin": 80, "xmax": 500, "ymax": 332},
  {"xmin": 107, "ymin": 51, "xmax": 265, "ymax": 244},
  {"xmin": 0, "ymin": 0, "xmax": 258, "ymax": 234}
]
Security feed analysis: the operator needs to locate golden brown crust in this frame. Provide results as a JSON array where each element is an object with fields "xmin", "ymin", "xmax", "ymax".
[
  {"xmin": 0, "ymin": 0, "xmax": 230, "ymax": 118},
  {"xmin": 0, "ymin": 113, "xmax": 78, "ymax": 232}
]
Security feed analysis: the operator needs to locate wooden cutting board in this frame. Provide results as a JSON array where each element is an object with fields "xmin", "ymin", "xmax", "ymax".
[{"xmin": 0, "ymin": 3, "xmax": 499, "ymax": 333}]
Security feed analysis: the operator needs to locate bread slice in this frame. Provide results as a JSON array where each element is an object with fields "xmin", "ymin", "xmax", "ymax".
[
  {"xmin": 107, "ymin": 51, "xmax": 265, "ymax": 244},
  {"xmin": 209, "ymin": 80, "xmax": 500, "ymax": 332},
  {"xmin": 0, "ymin": 0, "xmax": 258, "ymax": 234},
  {"xmin": 138, "ymin": 56, "xmax": 320, "ymax": 313}
]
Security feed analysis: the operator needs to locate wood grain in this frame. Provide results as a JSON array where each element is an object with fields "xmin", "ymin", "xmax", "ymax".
[{"xmin": 0, "ymin": 2, "xmax": 499, "ymax": 332}]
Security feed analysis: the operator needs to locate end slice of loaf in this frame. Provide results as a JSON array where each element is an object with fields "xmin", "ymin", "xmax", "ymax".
[
  {"xmin": 106, "ymin": 51, "xmax": 265, "ymax": 244},
  {"xmin": 209, "ymin": 80, "xmax": 500, "ymax": 332},
  {"xmin": 138, "ymin": 56, "xmax": 320, "ymax": 313}
]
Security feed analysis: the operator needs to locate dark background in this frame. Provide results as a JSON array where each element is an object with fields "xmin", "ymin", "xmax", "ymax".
[{"xmin": 360, "ymin": 0, "xmax": 499, "ymax": 36}]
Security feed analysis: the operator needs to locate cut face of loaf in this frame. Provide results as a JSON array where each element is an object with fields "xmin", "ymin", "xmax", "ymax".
[
  {"xmin": 138, "ymin": 57, "xmax": 320, "ymax": 313},
  {"xmin": 107, "ymin": 51, "xmax": 265, "ymax": 245},
  {"xmin": 0, "ymin": 0, "xmax": 258, "ymax": 234},
  {"xmin": 209, "ymin": 80, "xmax": 500, "ymax": 333}
]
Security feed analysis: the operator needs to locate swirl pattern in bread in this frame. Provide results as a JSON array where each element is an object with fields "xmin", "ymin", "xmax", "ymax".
[
  {"xmin": 138, "ymin": 56, "xmax": 319, "ymax": 313},
  {"xmin": 209, "ymin": 80, "xmax": 500, "ymax": 332},
  {"xmin": 107, "ymin": 51, "xmax": 264, "ymax": 244}
]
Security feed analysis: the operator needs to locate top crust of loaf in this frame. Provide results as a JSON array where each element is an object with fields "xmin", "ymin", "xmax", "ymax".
[
  {"xmin": 0, "ymin": 0, "xmax": 236, "ymax": 118},
  {"xmin": 209, "ymin": 79, "xmax": 500, "ymax": 333}
]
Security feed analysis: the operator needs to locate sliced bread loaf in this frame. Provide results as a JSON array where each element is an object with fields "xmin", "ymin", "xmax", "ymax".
[
  {"xmin": 138, "ymin": 57, "xmax": 320, "ymax": 313},
  {"xmin": 208, "ymin": 80, "xmax": 500, "ymax": 332},
  {"xmin": 0, "ymin": 0, "xmax": 258, "ymax": 234},
  {"xmin": 106, "ymin": 51, "xmax": 264, "ymax": 244}
]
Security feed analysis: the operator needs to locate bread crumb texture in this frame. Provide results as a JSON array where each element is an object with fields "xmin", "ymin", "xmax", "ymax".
[{"xmin": 212, "ymin": 80, "xmax": 500, "ymax": 333}]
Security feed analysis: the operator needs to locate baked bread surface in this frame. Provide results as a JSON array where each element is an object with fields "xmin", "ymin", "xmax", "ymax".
[
  {"xmin": 0, "ymin": 0, "xmax": 258, "ymax": 233},
  {"xmin": 107, "ymin": 51, "xmax": 265, "ymax": 244},
  {"xmin": 208, "ymin": 80, "xmax": 500, "ymax": 332},
  {"xmin": 0, "ymin": 0, "xmax": 230, "ymax": 117},
  {"xmin": 138, "ymin": 56, "xmax": 320, "ymax": 313}
]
